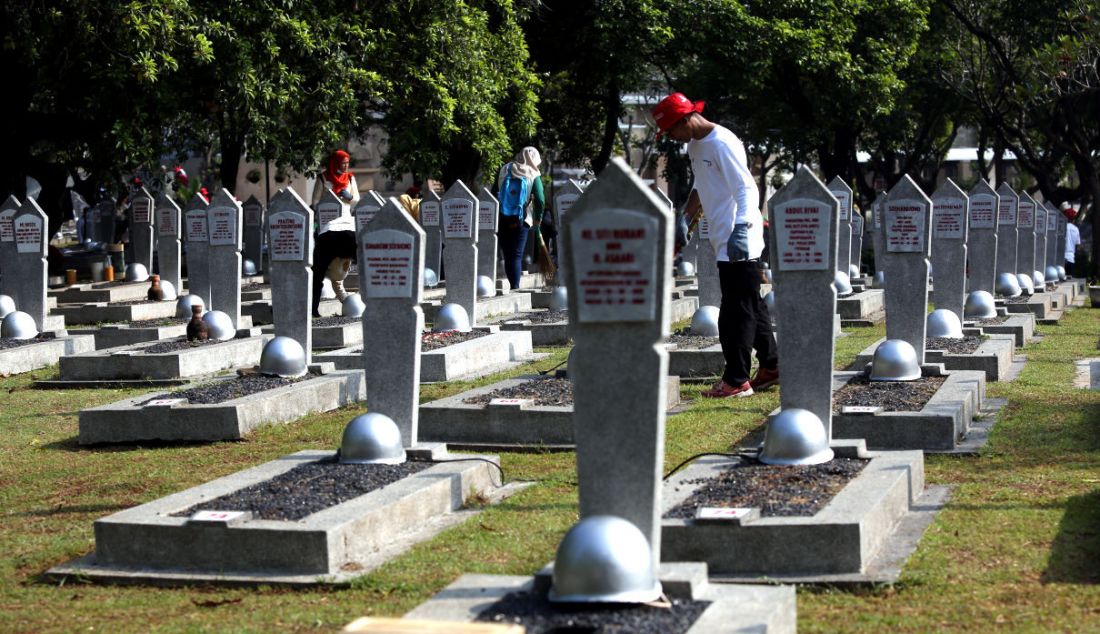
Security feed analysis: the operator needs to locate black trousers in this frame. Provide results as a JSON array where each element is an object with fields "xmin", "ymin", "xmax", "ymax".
[{"xmin": 717, "ymin": 260, "xmax": 778, "ymax": 385}]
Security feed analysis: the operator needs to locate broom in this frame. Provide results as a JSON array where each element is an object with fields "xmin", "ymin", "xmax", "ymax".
[{"xmin": 534, "ymin": 228, "xmax": 557, "ymax": 285}]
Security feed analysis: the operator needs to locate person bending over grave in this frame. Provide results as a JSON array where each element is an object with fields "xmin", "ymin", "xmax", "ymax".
[
  {"xmin": 653, "ymin": 93, "xmax": 778, "ymax": 399},
  {"xmin": 311, "ymin": 215, "xmax": 357, "ymax": 317},
  {"xmin": 493, "ymin": 146, "xmax": 545, "ymax": 288},
  {"xmin": 311, "ymin": 149, "xmax": 360, "ymax": 208}
]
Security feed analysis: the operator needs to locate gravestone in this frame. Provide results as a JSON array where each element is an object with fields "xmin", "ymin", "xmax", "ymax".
[
  {"xmin": 268, "ymin": 188, "xmax": 314, "ymax": 362},
  {"xmin": 71, "ymin": 191, "xmax": 90, "ymax": 243},
  {"xmin": 827, "ymin": 177, "xmax": 853, "ymax": 277},
  {"xmin": 353, "ymin": 191, "xmax": 384, "ymax": 234},
  {"xmin": 695, "ymin": 215, "xmax": 722, "ymax": 306},
  {"xmin": 1045, "ymin": 201, "xmax": 1059, "ymax": 269},
  {"xmin": 563, "ymin": 158, "xmax": 672, "ymax": 566},
  {"xmin": 315, "ymin": 188, "xmax": 346, "ymax": 229},
  {"xmin": 361, "ymin": 199, "xmax": 426, "ymax": 448},
  {"xmin": 1015, "ymin": 192, "xmax": 1037, "ymax": 279},
  {"xmin": 419, "ymin": 189, "xmax": 443, "ymax": 279},
  {"xmin": 870, "ymin": 192, "xmax": 886, "ymax": 275},
  {"xmin": 553, "ymin": 181, "xmax": 583, "ymax": 286},
  {"xmin": 242, "ymin": 195, "xmax": 265, "ymax": 271},
  {"xmin": 96, "ymin": 199, "xmax": 116, "ymax": 244},
  {"xmin": 0, "ymin": 195, "xmax": 19, "ymax": 297},
  {"xmin": 995, "ymin": 183, "xmax": 1019, "ymax": 276},
  {"xmin": 767, "ymin": 166, "xmax": 839, "ymax": 438},
  {"xmin": 477, "ymin": 188, "xmax": 499, "ymax": 283},
  {"xmin": 206, "ymin": 189, "xmax": 243, "ymax": 328},
  {"xmin": 850, "ymin": 211, "xmax": 864, "ymax": 275},
  {"xmin": 130, "ymin": 187, "xmax": 155, "ymax": 272},
  {"xmin": 966, "ymin": 180, "xmax": 999, "ymax": 294},
  {"xmin": 930, "ymin": 179, "xmax": 969, "ymax": 320},
  {"xmin": 1056, "ymin": 211, "xmax": 1068, "ymax": 271},
  {"xmin": 155, "ymin": 193, "xmax": 182, "ymax": 292},
  {"xmin": 441, "ymin": 181, "xmax": 479, "ymax": 324},
  {"xmin": 1034, "ymin": 204, "xmax": 1048, "ymax": 277},
  {"xmin": 11, "ymin": 198, "xmax": 49, "ymax": 331},
  {"xmin": 883, "ymin": 175, "xmax": 933, "ymax": 362},
  {"xmin": 184, "ymin": 194, "xmax": 211, "ymax": 306}
]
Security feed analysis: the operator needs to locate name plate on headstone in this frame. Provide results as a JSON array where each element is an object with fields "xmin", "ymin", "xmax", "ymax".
[
  {"xmin": 570, "ymin": 209, "xmax": 658, "ymax": 322},
  {"xmin": 0, "ymin": 207, "xmax": 14, "ymax": 242},
  {"xmin": 478, "ymin": 200, "xmax": 497, "ymax": 230},
  {"xmin": 157, "ymin": 206, "xmax": 178, "ymax": 235},
  {"xmin": 186, "ymin": 210, "xmax": 209, "ymax": 242},
  {"xmin": 970, "ymin": 194, "xmax": 996, "ymax": 229},
  {"xmin": 355, "ymin": 200, "xmax": 382, "ymax": 232},
  {"xmin": 556, "ymin": 192, "xmax": 579, "ymax": 223},
  {"xmin": 1017, "ymin": 199, "xmax": 1035, "ymax": 229},
  {"xmin": 1047, "ymin": 209, "xmax": 1058, "ymax": 232},
  {"xmin": 442, "ymin": 199, "xmax": 474, "ymax": 239},
  {"xmin": 14, "ymin": 215, "xmax": 43, "ymax": 253},
  {"xmin": 998, "ymin": 197, "xmax": 1017, "ymax": 226},
  {"xmin": 932, "ymin": 198, "xmax": 965, "ymax": 239},
  {"xmin": 420, "ymin": 199, "xmax": 440, "ymax": 227},
  {"xmin": 885, "ymin": 199, "xmax": 926, "ymax": 252},
  {"xmin": 243, "ymin": 202, "xmax": 262, "ymax": 226},
  {"xmin": 268, "ymin": 211, "xmax": 306, "ymax": 261},
  {"xmin": 697, "ymin": 215, "xmax": 710, "ymax": 239},
  {"xmin": 208, "ymin": 208, "xmax": 238, "ymax": 246},
  {"xmin": 132, "ymin": 198, "xmax": 152, "ymax": 224},
  {"xmin": 316, "ymin": 202, "xmax": 343, "ymax": 227},
  {"xmin": 833, "ymin": 190, "xmax": 851, "ymax": 221},
  {"xmin": 363, "ymin": 229, "xmax": 414, "ymax": 298},
  {"xmin": 774, "ymin": 199, "xmax": 830, "ymax": 271}
]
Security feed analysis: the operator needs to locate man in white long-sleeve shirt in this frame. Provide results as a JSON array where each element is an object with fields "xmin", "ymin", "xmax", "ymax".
[
  {"xmin": 653, "ymin": 93, "xmax": 778, "ymax": 398},
  {"xmin": 1062, "ymin": 203, "xmax": 1082, "ymax": 277}
]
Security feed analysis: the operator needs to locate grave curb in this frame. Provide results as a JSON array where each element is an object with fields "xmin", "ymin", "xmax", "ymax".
[
  {"xmin": 964, "ymin": 312, "xmax": 1035, "ymax": 347},
  {"xmin": 1004, "ymin": 293, "xmax": 1053, "ymax": 319},
  {"xmin": 836, "ymin": 289, "xmax": 885, "ymax": 320},
  {"xmin": 0, "ymin": 335, "xmax": 95, "ymax": 375},
  {"xmin": 423, "ymin": 292, "xmax": 533, "ymax": 323},
  {"xmin": 311, "ymin": 320, "xmax": 362, "ymax": 349},
  {"xmin": 52, "ymin": 280, "xmax": 155, "ymax": 304},
  {"xmin": 67, "ymin": 323, "xmax": 188, "ymax": 350},
  {"xmin": 52, "ymin": 300, "xmax": 178, "ymax": 325},
  {"xmin": 666, "ymin": 341, "xmax": 724, "ymax": 379},
  {"xmin": 854, "ymin": 334, "xmax": 1016, "ymax": 381},
  {"xmin": 59, "ymin": 335, "xmax": 271, "ymax": 381}
]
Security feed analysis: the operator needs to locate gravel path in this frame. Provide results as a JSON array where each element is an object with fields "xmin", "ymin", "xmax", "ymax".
[
  {"xmin": 476, "ymin": 591, "xmax": 710, "ymax": 634},
  {"xmin": 173, "ymin": 457, "xmax": 432, "ymax": 521},
  {"xmin": 832, "ymin": 375, "xmax": 945, "ymax": 412},
  {"xmin": 665, "ymin": 457, "xmax": 867, "ymax": 519},
  {"xmin": 463, "ymin": 377, "xmax": 573, "ymax": 407},
  {"xmin": 142, "ymin": 338, "xmax": 217, "ymax": 354},
  {"xmin": 927, "ymin": 336, "xmax": 982, "ymax": 354},
  {"xmin": 142, "ymin": 371, "xmax": 319, "ymax": 405}
]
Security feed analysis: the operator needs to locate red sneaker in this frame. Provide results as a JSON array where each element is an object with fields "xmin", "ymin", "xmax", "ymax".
[
  {"xmin": 750, "ymin": 366, "xmax": 780, "ymax": 391},
  {"xmin": 702, "ymin": 380, "xmax": 754, "ymax": 399}
]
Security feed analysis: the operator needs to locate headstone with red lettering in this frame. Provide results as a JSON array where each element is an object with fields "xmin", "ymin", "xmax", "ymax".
[
  {"xmin": 441, "ymin": 180, "xmax": 479, "ymax": 323},
  {"xmin": 995, "ymin": 183, "xmax": 1019, "ymax": 278},
  {"xmin": 767, "ymin": 166, "xmax": 839, "ymax": 437},
  {"xmin": 353, "ymin": 191, "xmax": 384, "ymax": 235},
  {"xmin": 315, "ymin": 188, "xmax": 346, "ymax": 230},
  {"xmin": 206, "ymin": 189, "xmax": 243, "ymax": 328},
  {"xmin": 184, "ymin": 193, "xmax": 211, "ymax": 306},
  {"xmin": 419, "ymin": 188, "xmax": 443, "ymax": 280},
  {"xmin": 966, "ymin": 180, "xmax": 1000, "ymax": 294},
  {"xmin": 242, "ymin": 195, "xmax": 265, "ymax": 273},
  {"xmin": 361, "ymin": 198, "xmax": 426, "ymax": 447},
  {"xmin": 870, "ymin": 191, "xmax": 886, "ymax": 280},
  {"xmin": 553, "ymin": 180, "xmax": 584, "ymax": 287},
  {"xmin": 1015, "ymin": 192, "xmax": 1038, "ymax": 279},
  {"xmin": 477, "ymin": 187, "xmax": 499, "ymax": 284},
  {"xmin": 1045, "ymin": 201, "xmax": 1059, "ymax": 270},
  {"xmin": 930, "ymin": 179, "xmax": 969, "ymax": 320},
  {"xmin": 827, "ymin": 177, "xmax": 853, "ymax": 279},
  {"xmin": 155, "ymin": 193, "xmax": 182, "ymax": 292},
  {"xmin": 850, "ymin": 211, "xmax": 864, "ymax": 277},
  {"xmin": 562, "ymin": 158, "xmax": 672, "ymax": 565},
  {"xmin": 0, "ymin": 195, "xmax": 20, "ymax": 298},
  {"xmin": 11, "ymin": 198, "xmax": 49, "ymax": 330},
  {"xmin": 267, "ymin": 188, "xmax": 314, "ymax": 361},
  {"xmin": 883, "ymin": 175, "xmax": 933, "ymax": 362},
  {"xmin": 1034, "ymin": 203, "xmax": 1048, "ymax": 279},
  {"xmin": 130, "ymin": 187, "xmax": 155, "ymax": 272}
]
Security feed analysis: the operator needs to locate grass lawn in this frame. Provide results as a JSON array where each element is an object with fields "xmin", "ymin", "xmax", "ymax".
[{"xmin": 0, "ymin": 301, "xmax": 1097, "ymax": 632}]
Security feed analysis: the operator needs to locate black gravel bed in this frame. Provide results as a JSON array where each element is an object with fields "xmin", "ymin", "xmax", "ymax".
[
  {"xmin": 141, "ymin": 370, "xmax": 321, "ymax": 405},
  {"xmin": 312, "ymin": 315, "xmax": 360, "ymax": 327},
  {"xmin": 926, "ymin": 335, "xmax": 982, "ymax": 354},
  {"xmin": 422, "ymin": 329, "xmax": 489, "ymax": 351},
  {"xmin": 665, "ymin": 457, "xmax": 868, "ymax": 519},
  {"xmin": 0, "ymin": 334, "xmax": 57, "ymax": 350},
  {"xmin": 113, "ymin": 298, "xmax": 167, "ymax": 306},
  {"xmin": 241, "ymin": 282, "xmax": 268, "ymax": 291},
  {"xmin": 832, "ymin": 375, "xmax": 946, "ymax": 413},
  {"xmin": 976, "ymin": 316, "xmax": 1008, "ymax": 326},
  {"xmin": 115, "ymin": 317, "xmax": 188, "ymax": 329},
  {"xmin": 475, "ymin": 590, "xmax": 710, "ymax": 634},
  {"xmin": 511, "ymin": 309, "xmax": 568, "ymax": 325},
  {"xmin": 463, "ymin": 377, "xmax": 573, "ymax": 407},
  {"xmin": 172, "ymin": 456, "xmax": 433, "ymax": 521},
  {"xmin": 668, "ymin": 330, "xmax": 719, "ymax": 349},
  {"xmin": 141, "ymin": 338, "xmax": 219, "ymax": 354},
  {"xmin": 1005, "ymin": 296, "xmax": 1030, "ymax": 304}
]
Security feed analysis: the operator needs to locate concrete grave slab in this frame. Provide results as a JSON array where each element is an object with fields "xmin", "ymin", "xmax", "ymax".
[
  {"xmin": 58, "ymin": 335, "xmax": 270, "ymax": 382},
  {"xmin": 1073, "ymin": 358, "xmax": 1100, "ymax": 390},
  {"xmin": 51, "ymin": 300, "xmax": 179, "ymax": 325},
  {"xmin": 493, "ymin": 296, "xmax": 697, "ymax": 346},
  {"xmin": 311, "ymin": 319, "xmax": 361, "ymax": 348},
  {"xmin": 68, "ymin": 321, "xmax": 189, "ymax": 350},
  {"xmin": 550, "ymin": 181, "xmax": 583, "ymax": 287},
  {"xmin": 855, "ymin": 334, "xmax": 1015, "ymax": 382},
  {"xmin": 836, "ymin": 288, "xmax": 885, "ymax": 321},
  {"xmin": 963, "ymin": 312, "xmax": 1035, "ymax": 347},
  {"xmin": 1004, "ymin": 292, "xmax": 1054, "ymax": 319},
  {"xmin": 242, "ymin": 297, "xmax": 340, "ymax": 325},
  {"xmin": 0, "ymin": 335, "xmax": 95, "ymax": 375},
  {"xmin": 423, "ymin": 291, "xmax": 533, "ymax": 324},
  {"xmin": 53, "ymin": 280, "xmax": 160, "ymax": 304}
]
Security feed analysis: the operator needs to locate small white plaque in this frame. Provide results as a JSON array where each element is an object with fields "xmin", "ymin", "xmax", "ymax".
[
  {"xmin": 885, "ymin": 198, "xmax": 927, "ymax": 253},
  {"xmin": 110, "ymin": 350, "xmax": 137, "ymax": 356},
  {"xmin": 774, "ymin": 198, "xmax": 830, "ymax": 271},
  {"xmin": 998, "ymin": 198, "xmax": 1017, "ymax": 227},
  {"xmin": 269, "ymin": 211, "xmax": 306, "ymax": 261},
  {"xmin": 420, "ymin": 200, "xmax": 440, "ymax": 227},
  {"xmin": 842, "ymin": 405, "xmax": 882, "ymax": 414},
  {"xmin": 132, "ymin": 197, "xmax": 152, "ymax": 224},
  {"xmin": 442, "ymin": 199, "xmax": 474, "ymax": 239},
  {"xmin": 14, "ymin": 215, "xmax": 43, "ymax": 254},
  {"xmin": 189, "ymin": 510, "xmax": 247, "ymax": 523},
  {"xmin": 478, "ymin": 201, "xmax": 497, "ymax": 231},
  {"xmin": 243, "ymin": 203, "xmax": 262, "ymax": 227},
  {"xmin": 146, "ymin": 398, "xmax": 187, "ymax": 407},
  {"xmin": 316, "ymin": 202, "xmax": 343, "ymax": 227},
  {"xmin": 489, "ymin": 398, "xmax": 532, "ymax": 407},
  {"xmin": 355, "ymin": 201, "xmax": 381, "ymax": 232},
  {"xmin": 830, "ymin": 190, "xmax": 851, "ymax": 222},
  {"xmin": 571, "ymin": 209, "xmax": 659, "ymax": 323},
  {"xmin": 695, "ymin": 507, "xmax": 754, "ymax": 521},
  {"xmin": 932, "ymin": 199, "xmax": 966, "ymax": 239},
  {"xmin": 363, "ymin": 229, "xmax": 415, "ymax": 298},
  {"xmin": 157, "ymin": 207, "xmax": 178, "ymax": 236},
  {"xmin": 1017, "ymin": 201, "xmax": 1034, "ymax": 229},
  {"xmin": 208, "ymin": 208, "xmax": 238, "ymax": 246},
  {"xmin": 0, "ymin": 208, "xmax": 16, "ymax": 242},
  {"xmin": 185, "ymin": 210, "xmax": 208, "ymax": 242},
  {"xmin": 969, "ymin": 194, "xmax": 996, "ymax": 230},
  {"xmin": 697, "ymin": 215, "xmax": 710, "ymax": 239}
]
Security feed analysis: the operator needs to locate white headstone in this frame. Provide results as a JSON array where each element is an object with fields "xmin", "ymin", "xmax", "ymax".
[
  {"xmin": 267, "ymin": 189, "xmax": 314, "ymax": 360},
  {"xmin": 827, "ymin": 177, "xmax": 853, "ymax": 276},
  {"xmin": 155, "ymin": 193, "xmax": 183, "ymax": 292},
  {"xmin": 11, "ymin": 198, "xmax": 48, "ymax": 330},
  {"xmin": 441, "ymin": 181, "xmax": 479, "ymax": 323},
  {"xmin": 206, "ymin": 189, "xmax": 243, "ymax": 328},
  {"xmin": 477, "ymin": 187, "xmax": 499, "ymax": 282},
  {"xmin": 130, "ymin": 187, "xmax": 155, "ymax": 272},
  {"xmin": 419, "ymin": 189, "xmax": 443, "ymax": 280},
  {"xmin": 966, "ymin": 181, "xmax": 1000, "ymax": 294}
]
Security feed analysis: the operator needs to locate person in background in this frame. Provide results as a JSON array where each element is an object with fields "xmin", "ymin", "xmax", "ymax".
[
  {"xmin": 653, "ymin": 92, "xmax": 777, "ymax": 399},
  {"xmin": 312, "ymin": 150, "xmax": 360, "ymax": 208},
  {"xmin": 1063, "ymin": 202, "xmax": 1082, "ymax": 277},
  {"xmin": 494, "ymin": 147, "xmax": 545, "ymax": 289},
  {"xmin": 311, "ymin": 215, "xmax": 357, "ymax": 317}
]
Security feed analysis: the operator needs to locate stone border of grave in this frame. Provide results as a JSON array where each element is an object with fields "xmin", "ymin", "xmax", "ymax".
[
  {"xmin": 399, "ymin": 566, "xmax": 796, "ymax": 634},
  {"xmin": 854, "ymin": 335, "xmax": 1016, "ymax": 382},
  {"xmin": 47, "ymin": 448, "xmax": 517, "ymax": 586},
  {"xmin": 1003, "ymin": 293, "xmax": 1054, "ymax": 320},
  {"xmin": 418, "ymin": 375, "xmax": 681, "ymax": 449},
  {"xmin": 665, "ymin": 340, "xmax": 725, "ymax": 380},
  {"xmin": 77, "ymin": 365, "xmax": 364, "ymax": 444},
  {"xmin": 494, "ymin": 296, "xmax": 699, "ymax": 346},
  {"xmin": 964, "ymin": 313, "xmax": 1035, "ymax": 347},
  {"xmin": 58, "ymin": 335, "xmax": 270, "ymax": 382},
  {"xmin": 422, "ymin": 292, "xmax": 533, "ymax": 323},
  {"xmin": 67, "ymin": 323, "xmax": 190, "ymax": 350},
  {"xmin": 0, "ymin": 335, "xmax": 95, "ymax": 375},
  {"xmin": 318, "ymin": 328, "xmax": 536, "ymax": 383},
  {"xmin": 52, "ymin": 280, "xmax": 155, "ymax": 304},
  {"xmin": 660, "ymin": 442, "xmax": 945, "ymax": 584},
  {"xmin": 311, "ymin": 319, "xmax": 362, "ymax": 349},
  {"xmin": 830, "ymin": 366, "xmax": 987, "ymax": 452},
  {"xmin": 836, "ymin": 288, "xmax": 885, "ymax": 323},
  {"xmin": 52, "ymin": 300, "xmax": 178, "ymax": 325}
]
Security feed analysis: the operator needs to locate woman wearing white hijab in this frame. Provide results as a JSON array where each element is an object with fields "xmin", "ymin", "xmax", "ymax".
[{"xmin": 494, "ymin": 146, "xmax": 545, "ymax": 288}]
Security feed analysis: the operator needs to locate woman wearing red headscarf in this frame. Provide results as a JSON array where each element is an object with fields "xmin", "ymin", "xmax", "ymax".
[{"xmin": 312, "ymin": 149, "xmax": 360, "ymax": 208}]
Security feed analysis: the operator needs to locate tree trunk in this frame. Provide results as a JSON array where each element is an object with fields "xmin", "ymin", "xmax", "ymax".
[
  {"xmin": 441, "ymin": 140, "xmax": 482, "ymax": 189},
  {"xmin": 591, "ymin": 81, "xmax": 621, "ymax": 175}
]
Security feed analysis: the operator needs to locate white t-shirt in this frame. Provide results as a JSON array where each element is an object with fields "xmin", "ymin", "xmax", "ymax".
[
  {"xmin": 1065, "ymin": 222, "xmax": 1081, "ymax": 263},
  {"xmin": 687, "ymin": 125, "xmax": 763, "ymax": 262}
]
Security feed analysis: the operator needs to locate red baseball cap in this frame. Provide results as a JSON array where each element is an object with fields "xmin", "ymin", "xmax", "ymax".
[{"xmin": 653, "ymin": 93, "xmax": 705, "ymax": 137}]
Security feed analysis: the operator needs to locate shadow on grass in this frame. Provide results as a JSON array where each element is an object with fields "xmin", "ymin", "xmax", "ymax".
[
  {"xmin": 41, "ymin": 436, "xmax": 235, "ymax": 452},
  {"xmin": 20, "ymin": 502, "xmax": 134, "ymax": 517},
  {"xmin": 1041, "ymin": 489, "xmax": 1100, "ymax": 584}
]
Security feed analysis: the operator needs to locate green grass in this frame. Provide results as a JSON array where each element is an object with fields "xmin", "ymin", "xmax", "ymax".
[{"xmin": 0, "ymin": 305, "xmax": 1098, "ymax": 632}]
